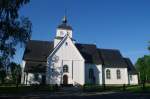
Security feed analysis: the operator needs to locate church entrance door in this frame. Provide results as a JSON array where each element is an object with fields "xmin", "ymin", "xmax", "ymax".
[{"xmin": 63, "ymin": 75, "xmax": 68, "ymax": 85}]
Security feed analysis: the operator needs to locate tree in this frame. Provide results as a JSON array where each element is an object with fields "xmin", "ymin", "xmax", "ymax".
[
  {"xmin": 0, "ymin": 0, "xmax": 32, "ymax": 83},
  {"xmin": 148, "ymin": 41, "xmax": 150, "ymax": 51},
  {"xmin": 135, "ymin": 55, "xmax": 150, "ymax": 84},
  {"xmin": 9, "ymin": 62, "xmax": 21, "ymax": 85},
  {"xmin": 0, "ymin": 57, "xmax": 6, "ymax": 84}
]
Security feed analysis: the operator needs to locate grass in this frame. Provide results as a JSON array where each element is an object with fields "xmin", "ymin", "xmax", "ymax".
[
  {"xmin": 83, "ymin": 84, "xmax": 124, "ymax": 92},
  {"xmin": 82, "ymin": 84, "xmax": 150, "ymax": 93},
  {"xmin": 0, "ymin": 85, "xmax": 58, "ymax": 94},
  {"xmin": 1, "ymin": 84, "xmax": 150, "ymax": 94},
  {"xmin": 126, "ymin": 84, "xmax": 150, "ymax": 93}
]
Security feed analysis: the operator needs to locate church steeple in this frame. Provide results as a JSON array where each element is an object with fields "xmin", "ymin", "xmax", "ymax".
[
  {"xmin": 54, "ymin": 16, "xmax": 73, "ymax": 47},
  {"xmin": 56, "ymin": 16, "xmax": 73, "ymax": 39},
  {"xmin": 57, "ymin": 16, "xmax": 72, "ymax": 30}
]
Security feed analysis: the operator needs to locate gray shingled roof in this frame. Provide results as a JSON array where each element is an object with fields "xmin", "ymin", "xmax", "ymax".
[
  {"xmin": 124, "ymin": 58, "xmax": 138, "ymax": 74},
  {"xmin": 57, "ymin": 16, "xmax": 72, "ymax": 30},
  {"xmin": 97, "ymin": 49, "xmax": 127, "ymax": 68},
  {"xmin": 57, "ymin": 23, "xmax": 72, "ymax": 30},
  {"xmin": 75, "ymin": 43, "xmax": 102, "ymax": 64},
  {"xmin": 23, "ymin": 40, "xmax": 54, "ymax": 62},
  {"xmin": 24, "ymin": 61, "xmax": 46, "ymax": 73},
  {"xmin": 23, "ymin": 40, "xmax": 135, "ymax": 73}
]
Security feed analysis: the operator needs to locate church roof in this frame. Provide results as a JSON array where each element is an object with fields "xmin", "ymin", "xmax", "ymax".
[
  {"xmin": 23, "ymin": 40, "xmax": 136, "ymax": 74},
  {"xmin": 97, "ymin": 49, "xmax": 128, "ymax": 68},
  {"xmin": 24, "ymin": 61, "xmax": 46, "ymax": 73},
  {"xmin": 57, "ymin": 23, "xmax": 72, "ymax": 30},
  {"xmin": 124, "ymin": 58, "xmax": 138, "ymax": 74},
  {"xmin": 23, "ymin": 40, "xmax": 54, "ymax": 62},
  {"xmin": 75, "ymin": 43, "xmax": 102, "ymax": 64}
]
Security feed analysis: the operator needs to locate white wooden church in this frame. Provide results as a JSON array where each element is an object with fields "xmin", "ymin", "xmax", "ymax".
[{"xmin": 21, "ymin": 16, "xmax": 138, "ymax": 85}]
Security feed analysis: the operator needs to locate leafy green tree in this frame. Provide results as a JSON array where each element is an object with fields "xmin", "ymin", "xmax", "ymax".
[
  {"xmin": 9, "ymin": 62, "xmax": 21, "ymax": 85},
  {"xmin": 148, "ymin": 41, "xmax": 150, "ymax": 51},
  {"xmin": 0, "ymin": 0, "xmax": 31, "ymax": 83},
  {"xmin": 0, "ymin": 57, "xmax": 6, "ymax": 84},
  {"xmin": 136, "ymin": 55, "xmax": 150, "ymax": 83}
]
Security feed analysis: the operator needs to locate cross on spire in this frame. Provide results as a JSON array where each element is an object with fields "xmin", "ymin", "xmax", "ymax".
[{"xmin": 62, "ymin": 9, "xmax": 67, "ymax": 24}]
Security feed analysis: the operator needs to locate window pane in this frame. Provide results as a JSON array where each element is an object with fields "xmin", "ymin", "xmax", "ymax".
[
  {"xmin": 63, "ymin": 65, "xmax": 68, "ymax": 72},
  {"xmin": 117, "ymin": 70, "xmax": 121, "ymax": 79},
  {"xmin": 106, "ymin": 69, "xmax": 111, "ymax": 79}
]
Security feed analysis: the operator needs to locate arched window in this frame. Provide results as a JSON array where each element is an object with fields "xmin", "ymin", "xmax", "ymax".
[
  {"xmin": 106, "ymin": 69, "xmax": 111, "ymax": 79},
  {"xmin": 63, "ymin": 65, "xmax": 68, "ymax": 72},
  {"xmin": 89, "ymin": 68, "xmax": 94, "ymax": 79},
  {"xmin": 116, "ymin": 70, "xmax": 121, "ymax": 79}
]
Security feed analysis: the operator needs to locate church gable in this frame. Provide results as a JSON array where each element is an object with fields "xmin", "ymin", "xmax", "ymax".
[{"xmin": 49, "ymin": 35, "xmax": 84, "ymax": 61}]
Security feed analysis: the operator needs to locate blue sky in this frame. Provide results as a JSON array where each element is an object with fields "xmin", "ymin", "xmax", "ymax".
[{"xmin": 14, "ymin": 0, "xmax": 150, "ymax": 64}]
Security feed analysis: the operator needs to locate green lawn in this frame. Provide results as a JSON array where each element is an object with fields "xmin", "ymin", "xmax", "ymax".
[
  {"xmin": 1, "ymin": 84, "xmax": 150, "ymax": 94},
  {"xmin": 83, "ymin": 84, "xmax": 150, "ymax": 93},
  {"xmin": 126, "ymin": 84, "xmax": 150, "ymax": 92},
  {"xmin": 0, "ymin": 85, "xmax": 58, "ymax": 94}
]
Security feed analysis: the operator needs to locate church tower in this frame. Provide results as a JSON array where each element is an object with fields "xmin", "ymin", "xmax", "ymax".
[{"xmin": 54, "ymin": 16, "xmax": 73, "ymax": 47}]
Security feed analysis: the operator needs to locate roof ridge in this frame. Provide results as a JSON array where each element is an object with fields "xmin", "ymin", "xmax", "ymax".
[
  {"xmin": 98, "ymin": 48, "xmax": 120, "ymax": 51},
  {"xmin": 47, "ymin": 34, "xmax": 68, "ymax": 59},
  {"xmin": 75, "ymin": 43, "xmax": 96, "ymax": 46},
  {"xmin": 29, "ymin": 40, "xmax": 52, "ymax": 43}
]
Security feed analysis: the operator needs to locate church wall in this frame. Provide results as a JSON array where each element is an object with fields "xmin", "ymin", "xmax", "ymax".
[
  {"xmin": 47, "ymin": 36, "xmax": 85, "ymax": 85},
  {"xmin": 25, "ymin": 73, "xmax": 43, "ymax": 85},
  {"xmin": 85, "ymin": 64, "xmax": 102, "ymax": 85},
  {"xmin": 96, "ymin": 64, "xmax": 103, "ymax": 84},
  {"xmin": 104, "ymin": 67, "xmax": 129, "ymax": 85},
  {"xmin": 47, "ymin": 59, "xmax": 85, "ymax": 85},
  {"xmin": 62, "ymin": 60, "xmax": 73, "ymax": 84},
  {"xmin": 54, "ymin": 39, "xmax": 61, "ymax": 47},
  {"xmin": 56, "ymin": 29, "xmax": 72, "ymax": 38},
  {"xmin": 21, "ymin": 60, "xmax": 26, "ymax": 84},
  {"xmin": 73, "ymin": 60, "xmax": 85, "ymax": 85},
  {"xmin": 55, "ymin": 37, "xmax": 84, "ymax": 60},
  {"xmin": 22, "ymin": 60, "xmax": 46, "ymax": 85},
  {"xmin": 129, "ymin": 74, "xmax": 139, "ymax": 85},
  {"xmin": 46, "ymin": 60, "xmax": 62, "ymax": 85}
]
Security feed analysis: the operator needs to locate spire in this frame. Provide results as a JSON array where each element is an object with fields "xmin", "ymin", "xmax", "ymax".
[
  {"xmin": 62, "ymin": 16, "xmax": 67, "ymax": 24},
  {"xmin": 62, "ymin": 9, "xmax": 67, "ymax": 24},
  {"xmin": 57, "ymin": 15, "xmax": 72, "ymax": 30}
]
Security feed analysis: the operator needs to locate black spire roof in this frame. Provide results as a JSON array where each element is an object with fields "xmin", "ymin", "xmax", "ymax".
[{"xmin": 57, "ymin": 16, "xmax": 72, "ymax": 30}]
